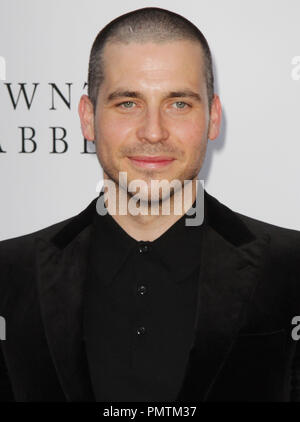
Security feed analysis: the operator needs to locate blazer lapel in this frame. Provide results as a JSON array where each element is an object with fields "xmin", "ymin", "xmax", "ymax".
[
  {"xmin": 35, "ymin": 200, "xmax": 97, "ymax": 401},
  {"xmin": 177, "ymin": 192, "xmax": 271, "ymax": 401}
]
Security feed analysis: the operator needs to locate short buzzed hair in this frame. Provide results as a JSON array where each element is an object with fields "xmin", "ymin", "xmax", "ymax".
[{"xmin": 88, "ymin": 7, "xmax": 214, "ymax": 112}]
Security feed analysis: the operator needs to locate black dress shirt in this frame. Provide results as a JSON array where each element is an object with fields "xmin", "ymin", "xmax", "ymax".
[{"xmin": 83, "ymin": 191, "xmax": 205, "ymax": 402}]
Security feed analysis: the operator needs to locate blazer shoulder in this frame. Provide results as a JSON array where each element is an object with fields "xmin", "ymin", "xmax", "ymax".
[
  {"xmin": 0, "ymin": 215, "xmax": 75, "ymax": 259},
  {"xmin": 0, "ymin": 195, "xmax": 98, "ymax": 257},
  {"xmin": 0, "ymin": 215, "xmax": 76, "ymax": 307},
  {"xmin": 0, "ymin": 193, "xmax": 98, "ymax": 267},
  {"xmin": 235, "ymin": 210, "xmax": 300, "ymax": 271},
  {"xmin": 235, "ymin": 210, "xmax": 300, "ymax": 242},
  {"xmin": 205, "ymin": 190, "xmax": 300, "ymax": 250},
  {"xmin": 0, "ymin": 196, "xmax": 97, "ymax": 311}
]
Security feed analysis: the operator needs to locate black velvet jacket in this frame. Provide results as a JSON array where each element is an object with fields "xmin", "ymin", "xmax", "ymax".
[{"xmin": 0, "ymin": 189, "xmax": 300, "ymax": 401}]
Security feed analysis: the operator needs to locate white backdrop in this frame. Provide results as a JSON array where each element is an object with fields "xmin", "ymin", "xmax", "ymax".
[{"xmin": 1, "ymin": 0, "xmax": 300, "ymax": 240}]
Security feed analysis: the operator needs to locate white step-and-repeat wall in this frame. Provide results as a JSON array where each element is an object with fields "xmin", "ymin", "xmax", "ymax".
[{"xmin": 1, "ymin": 0, "xmax": 299, "ymax": 240}]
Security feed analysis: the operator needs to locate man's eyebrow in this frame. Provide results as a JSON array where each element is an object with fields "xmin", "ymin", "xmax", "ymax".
[
  {"xmin": 167, "ymin": 90, "xmax": 202, "ymax": 102},
  {"xmin": 106, "ymin": 90, "xmax": 144, "ymax": 102},
  {"xmin": 105, "ymin": 89, "xmax": 202, "ymax": 103}
]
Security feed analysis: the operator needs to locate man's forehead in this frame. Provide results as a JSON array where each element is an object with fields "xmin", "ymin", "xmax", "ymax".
[
  {"xmin": 101, "ymin": 40, "xmax": 205, "ymax": 88},
  {"xmin": 102, "ymin": 39, "xmax": 204, "ymax": 68}
]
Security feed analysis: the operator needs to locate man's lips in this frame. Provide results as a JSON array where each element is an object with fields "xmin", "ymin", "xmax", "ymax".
[
  {"xmin": 127, "ymin": 155, "xmax": 175, "ymax": 169},
  {"xmin": 129, "ymin": 155, "xmax": 174, "ymax": 162}
]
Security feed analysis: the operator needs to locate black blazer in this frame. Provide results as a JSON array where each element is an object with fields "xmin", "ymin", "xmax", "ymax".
[{"xmin": 0, "ymin": 189, "xmax": 300, "ymax": 402}]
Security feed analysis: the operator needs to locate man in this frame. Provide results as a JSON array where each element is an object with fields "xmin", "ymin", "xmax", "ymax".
[{"xmin": 0, "ymin": 7, "xmax": 300, "ymax": 402}]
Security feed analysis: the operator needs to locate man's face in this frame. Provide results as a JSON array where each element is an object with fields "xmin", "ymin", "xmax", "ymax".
[{"xmin": 80, "ymin": 40, "xmax": 221, "ymax": 201}]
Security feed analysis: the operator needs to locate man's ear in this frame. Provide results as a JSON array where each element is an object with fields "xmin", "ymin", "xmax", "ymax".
[
  {"xmin": 78, "ymin": 94, "xmax": 95, "ymax": 141},
  {"xmin": 208, "ymin": 94, "xmax": 222, "ymax": 141}
]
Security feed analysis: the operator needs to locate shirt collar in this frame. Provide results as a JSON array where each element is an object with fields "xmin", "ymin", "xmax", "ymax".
[{"xmin": 89, "ymin": 189, "xmax": 206, "ymax": 284}]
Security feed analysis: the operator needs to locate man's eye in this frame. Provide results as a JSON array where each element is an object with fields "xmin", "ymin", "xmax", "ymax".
[
  {"xmin": 172, "ymin": 101, "xmax": 188, "ymax": 109},
  {"xmin": 119, "ymin": 101, "xmax": 136, "ymax": 109}
]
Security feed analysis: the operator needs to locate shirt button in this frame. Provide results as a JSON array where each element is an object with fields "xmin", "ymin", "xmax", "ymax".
[
  {"xmin": 138, "ymin": 243, "xmax": 149, "ymax": 253},
  {"xmin": 137, "ymin": 284, "xmax": 147, "ymax": 295},
  {"xmin": 136, "ymin": 326, "xmax": 146, "ymax": 336}
]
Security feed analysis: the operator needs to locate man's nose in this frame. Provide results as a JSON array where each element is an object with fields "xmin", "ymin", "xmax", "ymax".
[{"xmin": 136, "ymin": 108, "xmax": 169, "ymax": 143}]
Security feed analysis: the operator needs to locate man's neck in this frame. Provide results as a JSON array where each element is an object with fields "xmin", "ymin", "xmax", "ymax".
[{"xmin": 101, "ymin": 179, "xmax": 198, "ymax": 242}]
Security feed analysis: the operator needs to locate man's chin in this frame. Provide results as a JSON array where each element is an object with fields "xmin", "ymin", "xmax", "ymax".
[
  {"xmin": 103, "ymin": 165, "xmax": 195, "ymax": 198},
  {"xmin": 126, "ymin": 178, "xmax": 186, "ymax": 205}
]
